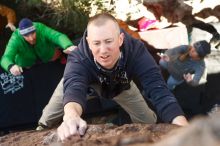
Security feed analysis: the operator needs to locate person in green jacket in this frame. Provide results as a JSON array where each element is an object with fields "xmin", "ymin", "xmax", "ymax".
[{"xmin": 0, "ymin": 18, "xmax": 76, "ymax": 76}]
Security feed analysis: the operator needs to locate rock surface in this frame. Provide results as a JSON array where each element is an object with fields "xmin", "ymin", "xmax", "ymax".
[
  {"xmin": 0, "ymin": 124, "xmax": 179, "ymax": 146},
  {"xmin": 2, "ymin": 114, "xmax": 220, "ymax": 146}
]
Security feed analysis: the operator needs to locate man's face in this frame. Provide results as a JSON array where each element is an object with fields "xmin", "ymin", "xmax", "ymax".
[
  {"xmin": 189, "ymin": 46, "xmax": 200, "ymax": 60},
  {"xmin": 23, "ymin": 32, "xmax": 36, "ymax": 45},
  {"xmin": 87, "ymin": 20, "xmax": 124, "ymax": 69}
]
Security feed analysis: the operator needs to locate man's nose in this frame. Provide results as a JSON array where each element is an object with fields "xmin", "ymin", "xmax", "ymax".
[
  {"xmin": 28, "ymin": 35, "xmax": 34, "ymax": 41},
  {"xmin": 99, "ymin": 44, "xmax": 107, "ymax": 53}
]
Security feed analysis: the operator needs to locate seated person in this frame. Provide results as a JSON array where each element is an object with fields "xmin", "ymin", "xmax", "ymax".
[
  {"xmin": 159, "ymin": 40, "xmax": 211, "ymax": 90},
  {"xmin": 0, "ymin": 18, "xmax": 76, "ymax": 76}
]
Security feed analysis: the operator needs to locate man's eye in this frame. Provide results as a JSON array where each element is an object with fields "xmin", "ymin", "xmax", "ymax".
[
  {"xmin": 93, "ymin": 43, "xmax": 100, "ymax": 46},
  {"xmin": 106, "ymin": 41, "xmax": 112, "ymax": 44}
]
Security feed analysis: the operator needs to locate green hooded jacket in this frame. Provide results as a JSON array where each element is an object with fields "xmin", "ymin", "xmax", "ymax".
[{"xmin": 0, "ymin": 22, "xmax": 73, "ymax": 71}]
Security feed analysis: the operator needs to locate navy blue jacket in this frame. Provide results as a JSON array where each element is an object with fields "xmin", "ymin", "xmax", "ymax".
[{"xmin": 63, "ymin": 29, "xmax": 184, "ymax": 122}]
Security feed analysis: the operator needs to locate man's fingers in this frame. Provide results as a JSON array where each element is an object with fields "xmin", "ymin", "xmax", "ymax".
[
  {"xmin": 10, "ymin": 65, "xmax": 23, "ymax": 76},
  {"xmin": 63, "ymin": 49, "xmax": 69, "ymax": 54},
  {"xmin": 67, "ymin": 118, "xmax": 85, "ymax": 136},
  {"xmin": 57, "ymin": 116, "xmax": 86, "ymax": 142},
  {"xmin": 12, "ymin": 70, "xmax": 21, "ymax": 76},
  {"xmin": 64, "ymin": 46, "xmax": 77, "ymax": 54},
  {"xmin": 57, "ymin": 123, "xmax": 65, "ymax": 142},
  {"xmin": 63, "ymin": 125, "xmax": 71, "ymax": 140},
  {"xmin": 57, "ymin": 122, "xmax": 73, "ymax": 142},
  {"xmin": 19, "ymin": 67, "xmax": 23, "ymax": 73},
  {"xmin": 68, "ymin": 120, "xmax": 78, "ymax": 135},
  {"xmin": 14, "ymin": 69, "xmax": 22, "ymax": 76},
  {"xmin": 78, "ymin": 120, "xmax": 87, "ymax": 135},
  {"xmin": 57, "ymin": 119, "xmax": 81, "ymax": 142}
]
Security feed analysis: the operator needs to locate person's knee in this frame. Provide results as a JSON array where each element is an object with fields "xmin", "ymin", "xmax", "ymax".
[{"xmin": 130, "ymin": 110, "xmax": 157, "ymax": 124}]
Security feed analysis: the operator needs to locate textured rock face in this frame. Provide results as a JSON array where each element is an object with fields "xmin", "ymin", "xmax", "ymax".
[
  {"xmin": 2, "ymin": 114, "xmax": 220, "ymax": 146},
  {"xmin": 143, "ymin": 0, "xmax": 219, "ymax": 24},
  {"xmin": 0, "ymin": 124, "xmax": 179, "ymax": 146},
  {"xmin": 143, "ymin": 0, "xmax": 191, "ymax": 23},
  {"xmin": 153, "ymin": 114, "xmax": 220, "ymax": 146}
]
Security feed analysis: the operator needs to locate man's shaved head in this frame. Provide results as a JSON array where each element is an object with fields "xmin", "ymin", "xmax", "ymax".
[{"xmin": 87, "ymin": 13, "xmax": 120, "ymax": 35}]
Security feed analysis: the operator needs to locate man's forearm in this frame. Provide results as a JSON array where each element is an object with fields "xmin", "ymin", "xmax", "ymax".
[{"xmin": 64, "ymin": 102, "xmax": 83, "ymax": 119}]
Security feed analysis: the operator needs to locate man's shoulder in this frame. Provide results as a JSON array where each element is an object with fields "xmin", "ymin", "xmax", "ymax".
[
  {"xmin": 10, "ymin": 30, "xmax": 22, "ymax": 40},
  {"xmin": 33, "ymin": 22, "xmax": 43, "ymax": 25},
  {"xmin": 70, "ymin": 49, "xmax": 91, "ymax": 63},
  {"xmin": 192, "ymin": 59, "xmax": 206, "ymax": 69},
  {"xmin": 172, "ymin": 45, "xmax": 189, "ymax": 50},
  {"xmin": 33, "ymin": 22, "xmax": 47, "ymax": 28},
  {"xmin": 66, "ymin": 50, "xmax": 95, "ymax": 76}
]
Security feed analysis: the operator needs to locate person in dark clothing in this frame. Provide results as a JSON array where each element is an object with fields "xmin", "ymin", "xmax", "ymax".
[{"xmin": 57, "ymin": 13, "xmax": 188, "ymax": 141}]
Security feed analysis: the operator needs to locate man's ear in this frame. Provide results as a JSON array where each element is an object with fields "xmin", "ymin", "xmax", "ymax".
[
  {"xmin": 86, "ymin": 36, "xmax": 89, "ymax": 43},
  {"xmin": 119, "ymin": 32, "xmax": 124, "ymax": 47},
  {"xmin": 86, "ymin": 36, "xmax": 92, "ymax": 51}
]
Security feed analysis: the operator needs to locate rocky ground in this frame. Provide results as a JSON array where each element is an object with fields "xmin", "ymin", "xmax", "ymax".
[
  {"xmin": 1, "ymin": 114, "xmax": 220, "ymax": 146},
  {"xmin": 0, "ymin": 124, "xmax": 179, "ymax": 146}
]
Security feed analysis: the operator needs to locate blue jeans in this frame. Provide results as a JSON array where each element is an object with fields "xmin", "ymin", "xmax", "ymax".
[{"xmin": 159, "ymin": 59, "xmax": 184, "ymax": 90}]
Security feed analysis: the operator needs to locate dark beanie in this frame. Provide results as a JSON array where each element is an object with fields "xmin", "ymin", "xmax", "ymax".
[
  {"xmin": 193, "ymin": 40, "xmax": 211, "ymax": 58},
  {"xmin": 19, "ymin": 18, "xmax": 36, "ymax": 36}
]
